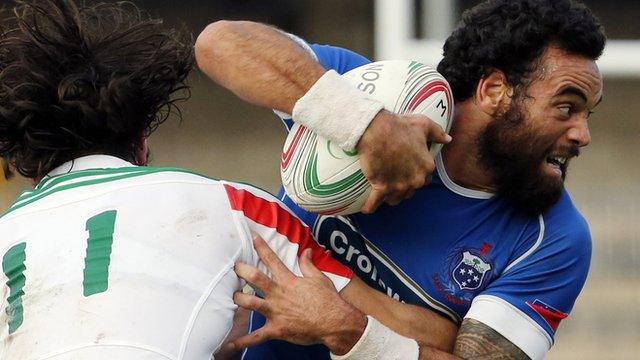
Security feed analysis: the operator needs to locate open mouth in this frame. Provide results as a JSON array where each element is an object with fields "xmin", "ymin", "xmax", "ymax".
[
  {"xmin": 544, "ymin": 155, "xmax": 569, "ymax": 178},
  {"xmin": 546, "ymin": 156, "xmax": 567, "ymax": 168}
]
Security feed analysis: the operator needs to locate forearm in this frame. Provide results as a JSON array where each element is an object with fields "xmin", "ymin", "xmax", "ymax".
[
  {"xmin": 323, "ymin": 312, "xmax": 531, "ymax": 360},
  {"xmin": 328, "ymin": 314, "xmax": 454, "ymax": 360},
  {"xmin": 326, "ymin": 316, "xmax": 516, "ymax": 360},
  {"xmin": 321, "ymin": 300, "xmax": 368, "ymax": 356},
  {"xmin": 339, "ymin": 277, "xmax": 457, "ymax": 351},
  {"xmin": 195, "ymin": 20, "xmax": 325, "ymax": 114},
  {"xmin": 335, "ymin": 280, "xmax": 528, "ymax": 359}
]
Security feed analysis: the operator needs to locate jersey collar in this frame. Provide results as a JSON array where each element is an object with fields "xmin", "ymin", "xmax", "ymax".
[
  {"xmin": 436, "ymin": 154, "xmax": 494, "ymax": 199},
  {"xmin": 46, "ymin": 155, "xmax": 135, "ymax": 177}
]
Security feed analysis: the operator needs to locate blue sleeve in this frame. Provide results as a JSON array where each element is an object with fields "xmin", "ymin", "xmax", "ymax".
[
  {"xmin": 479, "ymin": 214, "xmax": 592, "ymax": 339},
  {"xmin": 310, "ymin": 44, "xmax": 371, "ymax": 74}
]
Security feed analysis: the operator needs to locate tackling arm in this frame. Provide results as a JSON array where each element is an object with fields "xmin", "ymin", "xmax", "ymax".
[
  {"xmin": 223, "ymin": 182, "xmax": 458, "ymax": 353},
  {"xmin": 232, "ymin": 236, "xmax": 531, "ymax": 359}
]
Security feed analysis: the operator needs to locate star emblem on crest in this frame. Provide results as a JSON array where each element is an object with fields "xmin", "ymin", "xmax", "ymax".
[{"xmin": 452, "ymin": 251, "xmax": 492, "ymax": 291}]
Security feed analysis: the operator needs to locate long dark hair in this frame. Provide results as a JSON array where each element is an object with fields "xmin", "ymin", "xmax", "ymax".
[{"xmin": 0, "ymin": 0, "xmax": 194, "ymax": 178}]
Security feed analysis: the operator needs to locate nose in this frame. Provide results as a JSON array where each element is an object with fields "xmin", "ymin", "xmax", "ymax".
[{"xmin": 567, "ymin": 119, "xmax": 591, "ymax": 147}]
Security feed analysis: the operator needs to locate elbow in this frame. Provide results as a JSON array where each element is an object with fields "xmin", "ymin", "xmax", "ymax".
[
  {"xmin": 194, "ymin": 20, "xmax": 250, "ymax": 74},
  {"xmin": 194, "ymin": 20, "xmax": 231, "ymax": 69}
]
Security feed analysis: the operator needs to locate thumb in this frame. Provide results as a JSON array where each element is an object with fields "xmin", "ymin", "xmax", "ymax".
[
  {"xmin": 426, "ymin": 120, "xmax": 452, "ymax": 144},
  {"xmin": 299, "ymin": 248, "xmax": 324, "ymax": 278}
]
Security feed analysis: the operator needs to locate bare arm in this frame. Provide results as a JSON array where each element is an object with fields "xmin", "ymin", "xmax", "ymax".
[
  {"xmin": 195, "ymin": 20, "xmax": 324, "ymax": 114},
  {"xmin": 340, "ymin": 276, "xmax": 457, "ymax": 352},
  {"xmin": 451, "ymin": 319, "xmax": 530, "ymax": 359},
  {"xmin": 412, "ymin": 319, "xmax": 529, "ymax": 359}
]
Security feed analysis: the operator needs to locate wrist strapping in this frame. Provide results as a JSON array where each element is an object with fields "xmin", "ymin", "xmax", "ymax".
[
  {"xmin": 292, "ymin": 70, "xmax": 384, "ymax": 151},
  {"xmin": 330, "ymin": 316, "xmax": 420, "ymax": 360}
]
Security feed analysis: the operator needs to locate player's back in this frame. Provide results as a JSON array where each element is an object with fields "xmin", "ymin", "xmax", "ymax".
[{"xmin": 0, "ymin": 156, "xmax": 248, "ymax": 360}]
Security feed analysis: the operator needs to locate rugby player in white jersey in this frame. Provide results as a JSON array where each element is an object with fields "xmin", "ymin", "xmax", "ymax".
[{"xmin": 0, "ymin": 1, "xmax": 460, "ymax": 359}]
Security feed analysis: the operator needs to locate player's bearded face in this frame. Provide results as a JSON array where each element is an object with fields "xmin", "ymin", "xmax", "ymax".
[{"xmin": 478, "ymin": 95, "xmax": 579, "ymax": 215}]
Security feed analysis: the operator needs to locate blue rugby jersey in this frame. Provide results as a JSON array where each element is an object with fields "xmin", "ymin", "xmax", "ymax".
[{"xmin": 243, "ymin": 40, "xmax": 592, "ymax": 360}]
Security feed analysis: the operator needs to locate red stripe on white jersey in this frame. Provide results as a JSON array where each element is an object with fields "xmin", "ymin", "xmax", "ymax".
[{"xmin": 223, "ymin": 183, "xmax": 353, "ymax": 279}]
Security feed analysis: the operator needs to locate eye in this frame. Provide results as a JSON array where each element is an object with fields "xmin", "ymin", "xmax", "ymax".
[{"xmin": 558, "ymin": 105, "xmax": 572, "ymax": 115}]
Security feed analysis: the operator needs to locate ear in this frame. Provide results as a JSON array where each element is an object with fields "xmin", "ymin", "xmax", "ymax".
[
  {"xmin": 475, "ymin": 69, "xmax": 513, "ymax": 116},
  {"xmin": 134, "ymin": 138, "xmax": 149, "ymax": 166}
]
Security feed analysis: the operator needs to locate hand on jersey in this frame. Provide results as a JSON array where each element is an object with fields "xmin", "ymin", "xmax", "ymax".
[
  {"xmin": 230, "ymin": 237, "xmax": 366, "ymax": 354},
  {"xmin": 357, "ymin": 110, "xmax": 452, "ymax": 213}
]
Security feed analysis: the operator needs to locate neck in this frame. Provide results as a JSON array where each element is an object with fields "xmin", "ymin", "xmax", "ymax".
[{"xmin": 441, "ymin": 105, "xmax": 496, "ymax": 192}]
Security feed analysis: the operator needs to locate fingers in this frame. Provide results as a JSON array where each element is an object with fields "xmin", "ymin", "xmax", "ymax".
[
  {"xmin": 235, "ymin": 262, "xmax": 272, "ymax": 293},
  {"xmin": 253, "ymin": 236, "xmax": 295, "ymax": 280},
  {"xmin": 233, "ymin": 291, "xmax": 269, "ymax": 314},
  {"xmin": 384, "ymin": 191, "xmax": 405, "ymax": 206},
  {"xmin": 358, "ymin": 114, "xmax": 446, "ymax": 214},
  {"xmin": 426, "ymin": 120, "xmax": 452, "ymax": 144},
  {"xmin": 361, "ymin": 186, "xmax": 386, "ymax": 214},
  {"xmin": 425, "ymin": 174, "xmax": 433, "ymax": 185},
  {"xmin": 228, "ymin": 327, "xmax": 274, "ymax": 350},
  {"xmin": 299, "ymin": 248, "xmax": 324, "ymax": 278},
  {"xmin": 403, "ymin": 189, "xmax": 416, "ymax": 200}
]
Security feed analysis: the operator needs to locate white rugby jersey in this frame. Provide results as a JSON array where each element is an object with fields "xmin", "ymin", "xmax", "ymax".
[{"xmin": 0, "ymin": 155, "xmax": 352, "ymax": 360}]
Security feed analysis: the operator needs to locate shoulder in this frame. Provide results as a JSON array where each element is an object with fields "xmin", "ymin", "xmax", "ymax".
[
  {"xmin": 146, "ymin": 168, "xmax": 286, "ymax": 217},
  {"xmin": 136, "ymin": 166, "xmax": 220, "ymax": 184},
  {"xmin": 497, "ymin": 190, "xmax": 592, "ymax": 290},
  {"xmin": 540, "ymin": 190, "xmax": 591, "ymax": 257},
  {"xmin": 284, "ymin": 33, "xmax": 371, "ymax": 73},
  {"xmin": 1, "ymin": 166, "xmax": 225, "ymax": 221},
  {"xmin": 504, "ymin": 190, "xmax": 591, "ymax": 278}
]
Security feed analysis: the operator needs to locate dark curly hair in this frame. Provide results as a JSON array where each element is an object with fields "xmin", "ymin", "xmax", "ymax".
[
  {"xmin": 0, "ymin": 0, "xmax": 193, "ymax": 179},
  {"xmin": 437, "ymin": 0, "xmax": 605, "ymax": 102}
]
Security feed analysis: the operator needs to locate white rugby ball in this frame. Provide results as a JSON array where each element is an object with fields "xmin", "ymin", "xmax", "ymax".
[{"xmin": 280, "ymin": 60, "xmax": 453, "ymax": 215}]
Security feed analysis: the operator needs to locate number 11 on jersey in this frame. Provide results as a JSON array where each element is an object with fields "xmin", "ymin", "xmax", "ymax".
[
  {"xmin": 83, "ymin": 210, "xmax": 117, "ymax": 296},
  {"xmin": 2, "ymin": 209, "xmax": 117, "ymax": 334}
]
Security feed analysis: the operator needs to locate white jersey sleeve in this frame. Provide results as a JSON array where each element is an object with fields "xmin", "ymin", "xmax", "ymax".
[{"xmin": 222, "ymin": 181, "xmax": 353, "ymax": 291}]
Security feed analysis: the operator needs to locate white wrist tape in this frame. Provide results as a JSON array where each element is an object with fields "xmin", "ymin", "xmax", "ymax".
[
  {"xmin": 330, "ymin": 316, "xmax": 420, "ymax": 360},
  {"xmin": 292, "ymin": 70, "xmax": 384, "ymax": 151}
]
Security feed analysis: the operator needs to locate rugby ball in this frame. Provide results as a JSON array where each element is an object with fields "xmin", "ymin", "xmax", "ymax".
[{"xmin": 280, "ymin": 60, "xmax": 453, "ymax": 215}]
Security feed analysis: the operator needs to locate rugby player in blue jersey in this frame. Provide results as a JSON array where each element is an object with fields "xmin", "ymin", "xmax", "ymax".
[{"xmin": 196, "ymin": 0, "xmax": 605, "ymax": 358}]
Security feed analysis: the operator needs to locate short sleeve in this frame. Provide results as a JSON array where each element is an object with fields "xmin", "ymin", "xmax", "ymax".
[
  {"xmin": 309, "ymin": 44, "xmax": 371, "ymax": 74},
  {"xmin": 465, "ymin": 214, "xmax": 592, "ymax": 360}
]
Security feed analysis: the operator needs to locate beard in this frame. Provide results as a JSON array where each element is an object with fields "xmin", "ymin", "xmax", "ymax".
[{"xmin": 477, "ymin": 100, "xmax": 579, "ymax": 216}]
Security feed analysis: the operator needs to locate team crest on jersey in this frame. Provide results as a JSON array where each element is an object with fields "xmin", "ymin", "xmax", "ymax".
[{"xmin": 452, "ymin": 251, "xmax": 492, "ymax": 291}]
